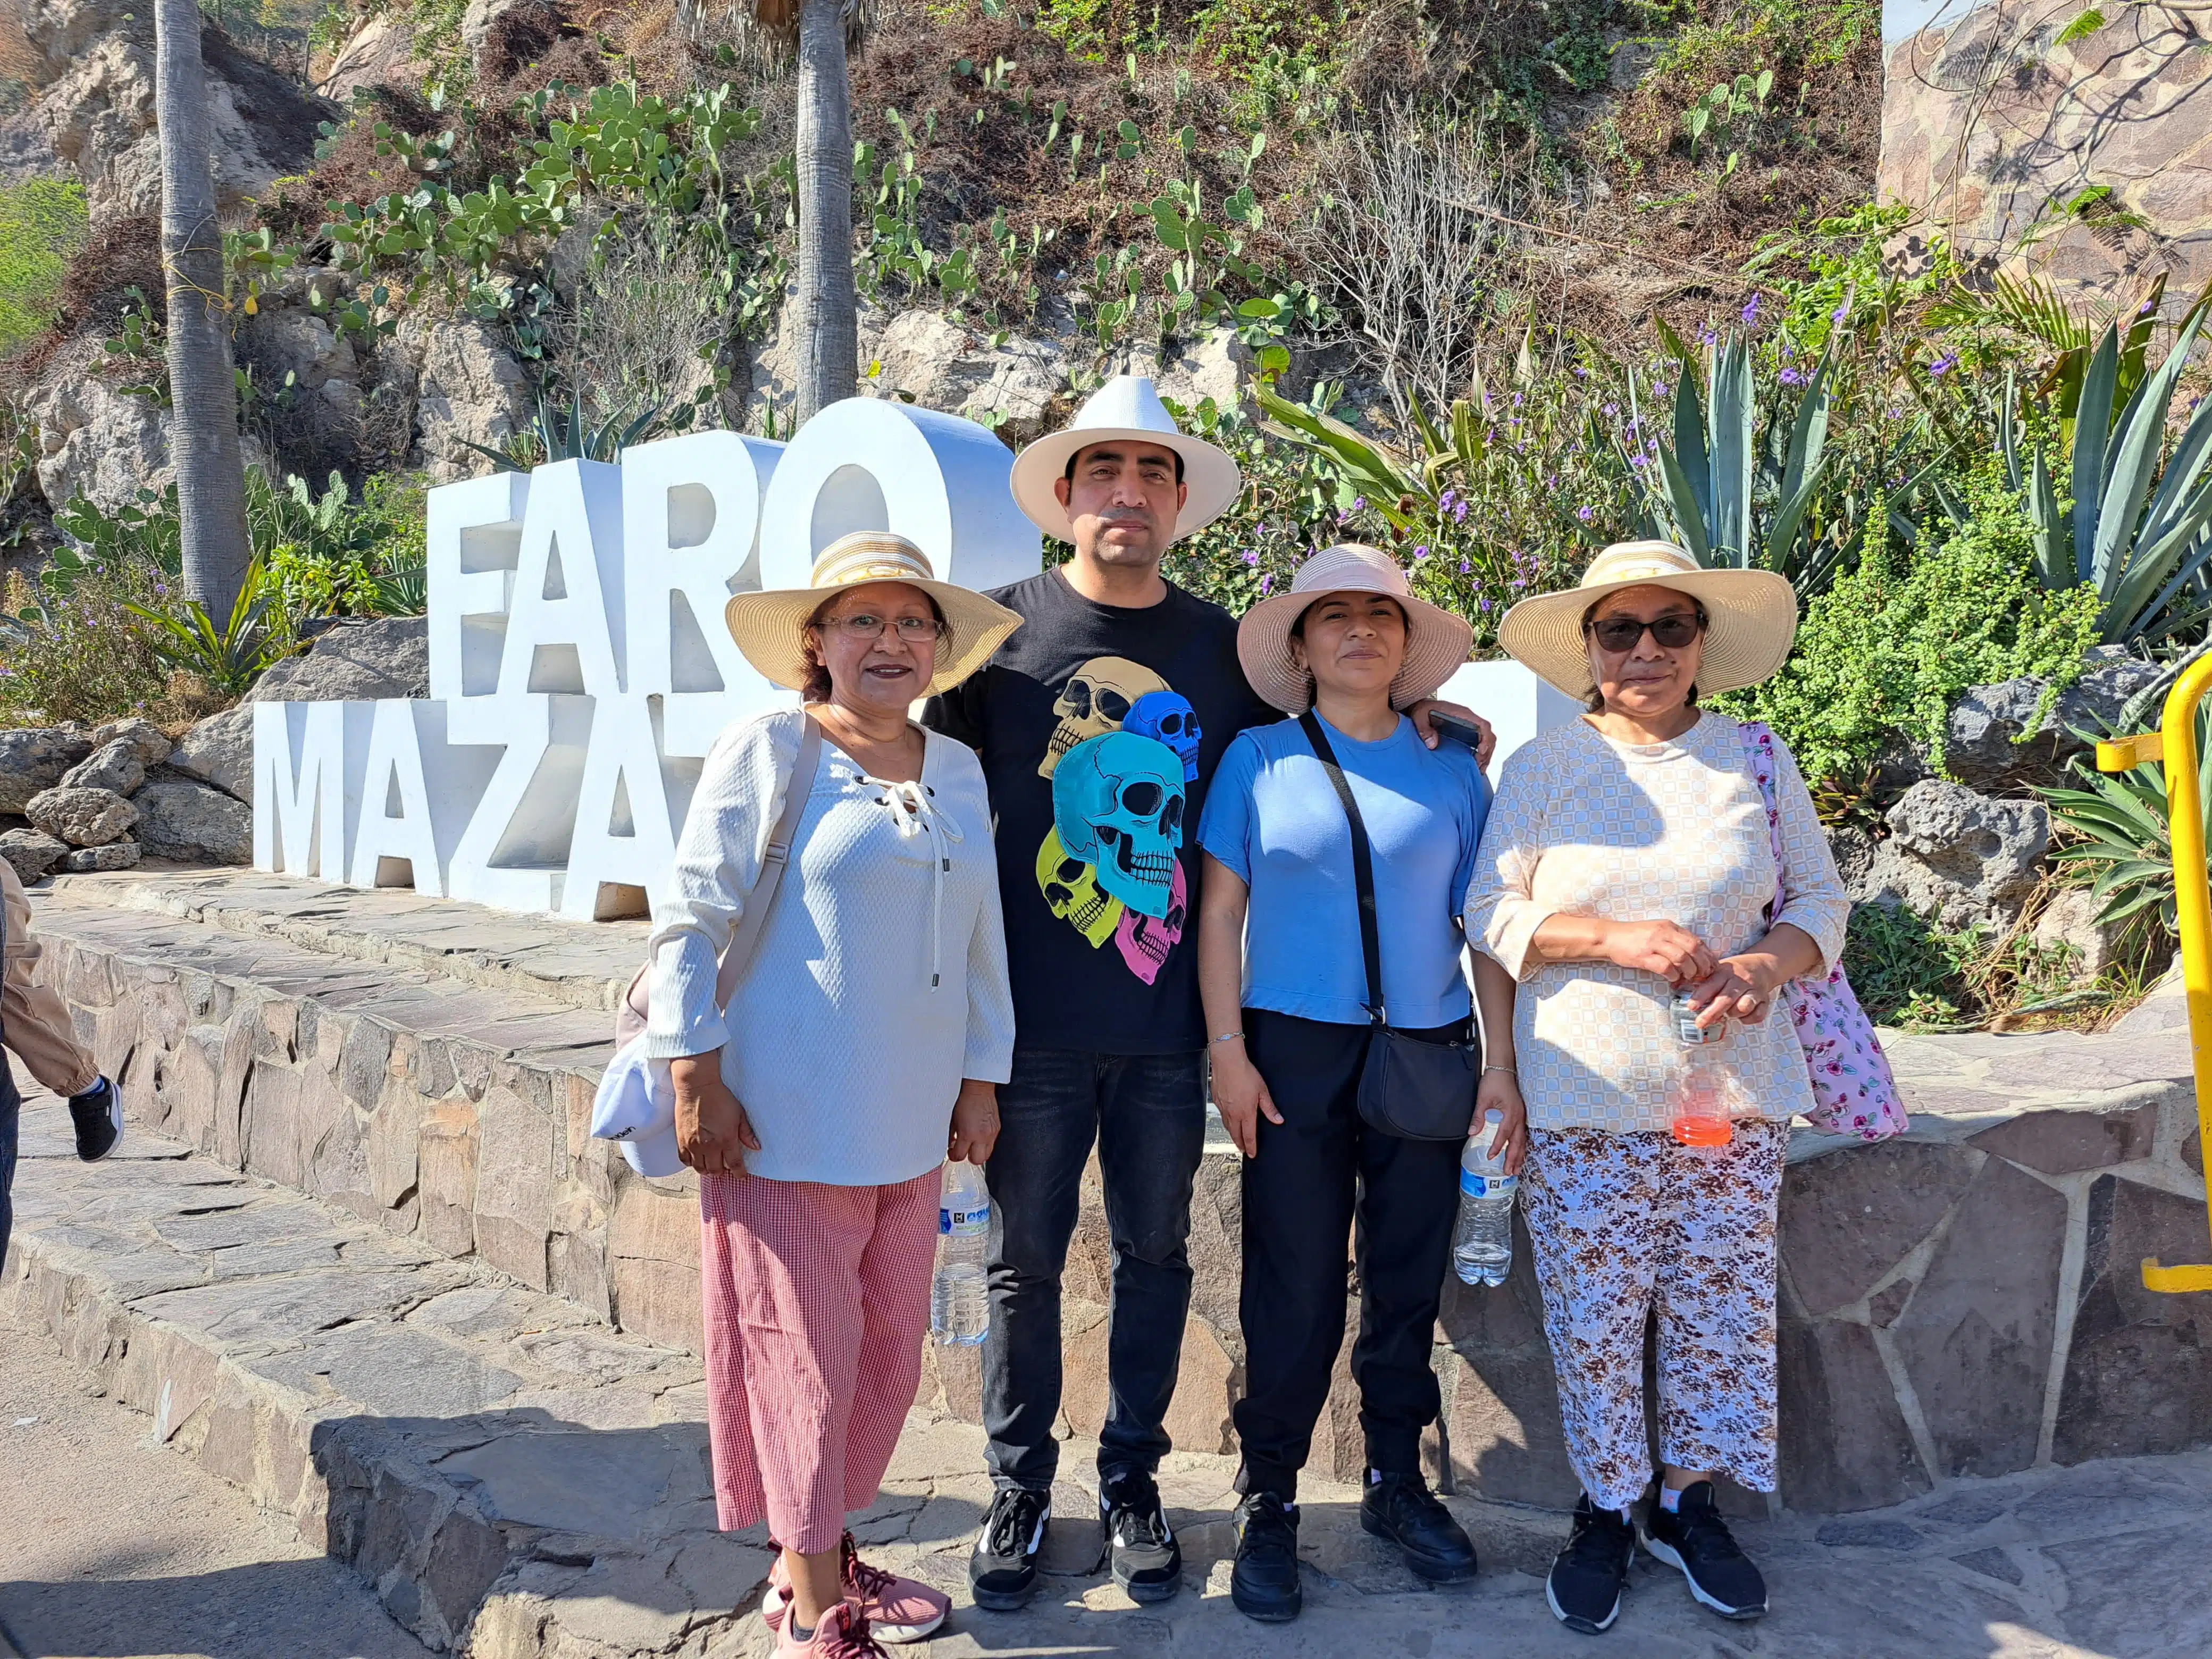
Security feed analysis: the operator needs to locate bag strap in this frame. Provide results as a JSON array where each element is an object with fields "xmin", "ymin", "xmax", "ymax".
[
  {"xmin": 1300, "ymin": 710, "xmax": 1386, "ymax": 1027},
  {"xmin": 1738, "ymin": 719, "xmax": 1789, "ymax": 920},
  {"xmin": 710, "ymin": 711, "xmax": 824, "ymax": 1010}
]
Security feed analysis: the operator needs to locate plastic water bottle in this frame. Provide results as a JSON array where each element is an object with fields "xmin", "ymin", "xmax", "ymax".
[
  {"xmin": 931, "ymin": 1161, "xmax": 991, "ymax": 1345},
  {"xmin": 1671, "ymin": 1003, "xmax": 1737, "ymax": 1157},
  {"xmin": 1453, "ymin": 1110, "xmax": 1518, "ymax": 1287}
]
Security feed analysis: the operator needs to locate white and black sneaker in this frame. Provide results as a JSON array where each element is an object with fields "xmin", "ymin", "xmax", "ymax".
[
  {"xmin": 969, "ymin": 1486, "xmax": 1050, "ymax": 1611},
  {"xmin": 68, "ymin": 1076, "xmax": 122, "ymax": 1163},
  {"xmin": 1099, "ymin": 1465, "xmax": 1182, "ymax": 1603},
  {"xmin": 1547, "ymin": 1493, "xmax": 1636, "ymax": 1635},
  {"xmin": 1640, "ymin": 1480, "xmax": 1767, "ymax": 1620}
]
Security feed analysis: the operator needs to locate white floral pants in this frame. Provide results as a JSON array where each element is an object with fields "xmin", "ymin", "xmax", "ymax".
[{"xmin": 1521, "ymin": 1120, "xmax": 1788, "ymax": 1513}]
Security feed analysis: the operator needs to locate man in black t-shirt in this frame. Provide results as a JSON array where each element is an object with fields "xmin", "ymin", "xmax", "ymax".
[{"xmin": 927, "ymin": 377, "xmax": 1492, "ymax": 1610}]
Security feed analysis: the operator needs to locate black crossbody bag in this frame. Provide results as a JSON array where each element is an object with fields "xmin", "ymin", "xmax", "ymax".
[{"xmin": 1298, "ymin": 712, "xmax": 1480, "ymax": 1142}]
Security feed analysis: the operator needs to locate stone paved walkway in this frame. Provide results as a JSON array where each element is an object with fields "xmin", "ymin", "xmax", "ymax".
[{"xmin": 8, "ymin": 1093, "xmax": 2212, "ymax": 1657}]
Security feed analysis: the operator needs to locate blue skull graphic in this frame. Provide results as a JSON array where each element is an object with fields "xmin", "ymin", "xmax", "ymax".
[
  {"xmin": 1051, "ymin": 730, "xmax": 1185, "ymax": 918},
  {"xmin": 1123, "ymin": 690, "xmax": 1201, "ymax": 782}
]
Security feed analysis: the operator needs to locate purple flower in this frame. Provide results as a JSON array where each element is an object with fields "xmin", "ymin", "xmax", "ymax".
[
  {"xmin": 1742, "ymin": 295, "xmax": 1761, "ymax": 326},
  {"xmin": 1930, "ymin": 352, "xmax": 1958, "ymax": 378},
  {"xmin": 1831, "ymin": 297, "xmax": 1850, "ymax": 324},
  {"xmin": 1630, "ymin": 451, "xmax": 1648, "ymax": 468},
  {"xmin": 1780, "ymin": 366, "xmax": 1806, "ymax": 386},
  {"xmin": 1259, "ymin": 573, "xmax": 1274, "ymax": 596},
  {"xmin": 154, "ymin": 583, "xmax": 168, "ymax": 596},
  {"xmin": 1654, "ymin": 381, "xmax": 1669, "ymax": 398},
  {"xmin": 1241, "ymin": 549, "xmax": 1259, "ymax": 566},
  {"xmin": 1461, "ymin": 560, "xmax": 1473, "ymax": 576},
  {"xmin": 1603, "ymin": 401, "xmax": 1619, "ymax": 418},
  {"xmin": 1699, "ymin": 326, "xmax": 1718, "ymax": 348},
  {"xmin": 1412, "ymin": 544, "xmax": 1431, "ymax": 561},
  {"xmin": 1452, "ymin": 500, "xmax": 1468, "ymax": 523},
  {"xmin": 1578, "ymin": 506, "xmax": 1595, "ymax": 524}
]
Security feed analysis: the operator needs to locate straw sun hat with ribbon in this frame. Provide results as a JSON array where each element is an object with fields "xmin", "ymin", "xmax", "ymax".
[
  {"xmin": 1010, "ymin": 374, "xmax": 1243, "ymax": 542},
  {"xmin": 723, "ymin": 532, "xmax": 1023, "ymax": 698},
  {"xmin": 1496, "ymin": 539, "xmax": 1798, "ymax": 699},
  {"xmin": 1236, "ymin": 543, "xmax": 1476, "ymax": 715}
]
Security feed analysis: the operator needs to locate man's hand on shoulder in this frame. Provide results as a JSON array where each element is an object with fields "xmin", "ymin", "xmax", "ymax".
[{"xmin": 1405, "ymin": 699, "xmax": 1496, "ymax": 768}]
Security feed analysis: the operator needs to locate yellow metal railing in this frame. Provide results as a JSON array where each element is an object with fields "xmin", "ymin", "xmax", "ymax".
[{"xmin": 2098, "ymin": 650, "xmax": 2212, "ymax": 1293}]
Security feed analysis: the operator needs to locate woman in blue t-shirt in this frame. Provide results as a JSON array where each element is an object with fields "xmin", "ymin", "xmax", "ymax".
[{"xmin": 1195, "ymin": 543, "xmax": 1526, "ymax": 1624}]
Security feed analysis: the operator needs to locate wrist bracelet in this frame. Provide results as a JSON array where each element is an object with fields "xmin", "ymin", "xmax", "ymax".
[
  {"xmin": 1481, "ymin": 1063, "xmax": 1515, "ymax": 1076},
  {"xmin": 1210, "ymin": 1030, "xmax": 1245, "ymax": 1046}
]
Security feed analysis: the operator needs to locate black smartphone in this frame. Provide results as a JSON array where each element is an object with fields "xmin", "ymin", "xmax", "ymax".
[{"xmin": 1428, "ymin": 711, "xmax": 1486, "ymax": 754}]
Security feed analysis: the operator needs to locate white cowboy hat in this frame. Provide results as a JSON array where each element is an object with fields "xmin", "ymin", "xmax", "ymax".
[
  {"xmin": 1236, "ymin": 543, "xmax": 1476, "ymax": 714},
  {"xmin": 1496, "ymin": 539, "xmax": 1798, "ymax": 699},
  {"xmin": 723, "ymin": 531, "xmax": 1023, "ymax": 698},
  {"xmin": 1010, "ymin": 375, "xmax": 1242, "ymax": 542}
]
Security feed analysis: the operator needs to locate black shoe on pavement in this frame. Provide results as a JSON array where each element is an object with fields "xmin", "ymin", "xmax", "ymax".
[
  {"xmin": 1639, "ymin": 1481, "xmax": 1767, "ymax": 1620},
  {"xmin": 1229, "ymin": 1491, "xmax": 1302, "ymax": 1623},
  {"xmin": 1359, "ymin": 1470, "xmax": 1478, "ymax": 1583},
  {"xmin": 1547, "ymin": 1494, "xmax": 1636, "ymax": 1634},
  {"xmin": 1099, "ymin": 1465, "xmax": 1182, "ymax": 1603},
  {"xmin": 969, "ymin": 1486, "xmax": 1050, "ymax": 1611},
  {"xmin": 69, "ymin": 1077, "xmax": 121, "ymax": 1163}
]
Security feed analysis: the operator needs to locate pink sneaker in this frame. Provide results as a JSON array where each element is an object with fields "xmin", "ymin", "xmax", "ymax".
[
  {"xmin": 775, "ymin": 1598, "xmax": 885, "ymax": 1656},
  {"xmin": 763, "ymin": 1533, "xmax": 950, "ymax": 1645}
]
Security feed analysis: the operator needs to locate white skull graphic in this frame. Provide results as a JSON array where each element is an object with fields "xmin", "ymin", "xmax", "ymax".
[
  {"xmin": 1052, "ymin": 730, "xmax": 1185, "ymax": 918},
  {"xmin": 1035, "ymin": 827, "xmax": 1122, "ymax": 948},
  {"xmin": 1037, "ymin": 656, "xmax": 1171, "ymax": 779}
]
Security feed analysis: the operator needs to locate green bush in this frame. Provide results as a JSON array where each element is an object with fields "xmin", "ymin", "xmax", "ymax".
[
  {"xmin": 1719, "ymin": 460, "xmax": 2105, "ymax": 791},
  {"xmin": 0, "ymin": 560, "xmax": 171, "ymax": 726},
  {"xmin": 0, "ymin": 177, "xmax": 89, "ymax": 360}
]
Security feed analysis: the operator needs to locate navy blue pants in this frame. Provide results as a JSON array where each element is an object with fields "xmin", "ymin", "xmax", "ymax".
[{"xmin": 982, "ymin": 1044, "xmax": 1208, "ymax": 1490}]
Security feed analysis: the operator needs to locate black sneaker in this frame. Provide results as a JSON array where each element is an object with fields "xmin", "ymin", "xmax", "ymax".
[
  {"xmin": 1640, "ymin": 1481, "xmax": 1767, "ymax": 1620},
  {"xmin": 1099, "ymin": 1465, "xmax": 1182, "ymax": 1603},
  {"xmin": 968, "ymin": 1486, "xmax": 1050, "ymax": 1611},
  {"xmin": 1359, "ymin": 1470, "xmax": 1477, "ymax": 1583},
  {"xmin": 1229, "ymin": 1490, "xmax": 1301, "ymax": 1623},
  {"xmin": 69, "ymin": 1077, "xmax": 121, "ymax": 1163},
  {"xmin": 1547, "ymin": 1493, "xmax": 1636, "ymax": 1634}
]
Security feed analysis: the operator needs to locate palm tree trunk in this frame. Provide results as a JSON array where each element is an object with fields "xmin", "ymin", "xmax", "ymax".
[
  {"xmin": 154, "ymin": 0, "xmax": 252, "ymax": 623},
  {"xmin": 791, "ymin": 0, "xmax": 858, "ymax": 426}
]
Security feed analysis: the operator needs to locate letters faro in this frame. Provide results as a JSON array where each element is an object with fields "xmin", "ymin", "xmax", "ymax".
[{"xmin": 252, "ymin": 399, "xmax": 1042, "ymax": 919}]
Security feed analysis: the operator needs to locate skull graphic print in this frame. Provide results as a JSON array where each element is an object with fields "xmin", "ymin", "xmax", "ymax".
[
  {"xmin": 1051, "ymin": 730, "xmax": 1185, "ymax": 919},
  {"xmin": 1123, "ymin": 690, "xmax": 1202, "ymax": 782},
  {"xmin": 1114, "ymin": 857, "xmax": 1187, "ymax": 984},
  {"xmin": 1036, "ymin": 656, "xmax": 1171, "ymax": 779},
  {"xmin": 1035, "ymin": 826, "xmax": 1124, "ymax": 948}
]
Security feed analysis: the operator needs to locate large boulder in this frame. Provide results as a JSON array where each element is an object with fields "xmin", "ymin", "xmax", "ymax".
[
  {"xmin": 1151, "ymin": 327, "xmax": 1260, "ymax": 418},
  {"xmin": 1880, "ymin": 650, "xmax": 2174, "ymax": 795},
  {"xmin": 2034, "ymin": 886, "xmax": 2130, "ymax": 981},
  {"xmin": 0, "ymin": 727, "xmax": 95, "ymax": 813},
  {"xmin": 133, "ymin": 776, "xmax": 253, "ymax": 864},
  {"xmin": 317, "ymin": 10, "xmax": 435, "ymax": 102},
  {"xmin": 58, "ymin": 738, "xmax": 146, "ymax": 798},
  {"xmin": 1854, "ymin": 780, "xmax": 2050, "ymax": 930},
  {"xmin": 21, "ymin": 336, "xmax": 172, "ymax": 515},
  {"xmin": 23, "ymin": 0, "xmax": 335, "ymax": 218},
  {"xmin": 88, "ymin": 716, "xmax": 171, "ymax": 769},
  {"xmin": 394, "ymin": 309, "xmax": 533, "ymax": 482},
  {"xmin": 26, "ymin": 784, "xmax": 137, "ymax": 848},
  {"xmin": 247, "ymin": 616, "xmax": 430, "ymax": 703},
  {"xmin": 166, "ymin": 705, "xmax": 255, "ymax": 803},
  {"xmin": 868, "ymin": 310, "xmax": 1074, "ymax": 446},
  {"xmin": 0, "ymin": 828, "xmax": 71, "ymax": 883}
]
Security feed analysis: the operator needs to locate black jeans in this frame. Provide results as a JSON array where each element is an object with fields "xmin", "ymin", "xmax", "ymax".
[
  {"xmin": 982, "ymin": 1044, "xmax": 1208, "ymax": 1491},
  {"xmin": 1233, "ymin": 1007, "xmax": 1467, "ymax": 1502}
]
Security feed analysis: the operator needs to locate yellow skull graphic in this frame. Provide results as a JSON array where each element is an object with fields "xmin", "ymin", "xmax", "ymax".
[{"xmin": 1034, "ymin": 827, "xmax": 1123, "ymax": 948}]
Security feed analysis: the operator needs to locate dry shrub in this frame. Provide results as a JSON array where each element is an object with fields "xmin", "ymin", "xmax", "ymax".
[
  {"xmin": 0, "ymin": 567, "xmax": 170, "ymax": 727},
  {"xmin": 7, "ymin": 214, "xmax": 166, "ymax": 386}
]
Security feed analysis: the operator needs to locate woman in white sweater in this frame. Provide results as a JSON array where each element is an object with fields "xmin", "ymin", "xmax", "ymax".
[
  {"xmin": 1466, "ymin": 541, "xmax": 1848, "ymax": 1638},
  {"xmin": 644, "ymin": 533, "xmax": 1021, "ymax": 1659}
]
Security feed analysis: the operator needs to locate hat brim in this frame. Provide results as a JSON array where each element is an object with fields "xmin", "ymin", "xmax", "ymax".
[
  {"xmin": 1236, "ymin": 584, "xmax": 1477, "ymax": 715},
  {"xmin": 724, "ymin": 579, "xmax": 1024, "ymax": 697},
  {"xmin": 1496, "ymin": 567, "xmax": 1799, "ymax": 698},
  {"xmin": 1009, "ymin": 426, "xmax": 1242, "ymax": 543}
]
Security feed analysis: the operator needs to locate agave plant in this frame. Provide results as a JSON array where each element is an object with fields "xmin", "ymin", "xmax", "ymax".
[
  {"xmin": 460, "ymin": 386, "xmax": 665, "ymax": 473},
  {"xmin": 121, "ymin": 560, "xmax": 288, "ymax": 694},
  {"xmin": 2021, "ymin": 307, "xmax": 2212, "ymax": 648},
  {"xmin": 1634, "ymin": 330, "xmax": 1844, "ymax": 594},
  {"xmin": 2042, "ymin": 704, "xmax": 2212, "ymax": 954}
]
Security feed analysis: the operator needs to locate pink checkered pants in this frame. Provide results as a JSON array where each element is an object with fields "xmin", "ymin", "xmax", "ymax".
[{"xmin": 700, "ymin": 1166, "xmax": 941, "ymax": 1552}]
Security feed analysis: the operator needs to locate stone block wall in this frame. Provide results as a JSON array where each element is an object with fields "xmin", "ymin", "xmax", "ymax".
[
  {"xmin": 39, "ymin": 898, "xmax": 2212, "ymax": 1514},
  {"xmin": 1879, "ymin": 0, "xmax": 2212, "ymax": 300}
]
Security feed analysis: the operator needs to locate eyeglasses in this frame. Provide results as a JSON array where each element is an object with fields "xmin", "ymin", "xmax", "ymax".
[
  {"xmin": 813, "ymin": 613, "xmax": 949, "ymax": 643},
  {"xmin": 1583, "ymin": 611, "xmax": 1706, "ymax": 653}
]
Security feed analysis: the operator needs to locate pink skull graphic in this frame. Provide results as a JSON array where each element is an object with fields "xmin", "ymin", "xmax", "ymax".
[{"xmin": 1113, "ymin": 857, "xmax": 1187, "ymax": 984}]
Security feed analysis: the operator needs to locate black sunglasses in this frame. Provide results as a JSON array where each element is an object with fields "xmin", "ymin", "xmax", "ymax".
[{"xmin": 1583, "ymin": 610, "xmax": 1706, "ymax": 653}]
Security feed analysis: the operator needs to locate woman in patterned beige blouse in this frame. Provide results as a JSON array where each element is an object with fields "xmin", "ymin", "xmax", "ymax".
[{"xmin": 1465, "ymin": 541, "xmax": 1848, "ymax": 1638}]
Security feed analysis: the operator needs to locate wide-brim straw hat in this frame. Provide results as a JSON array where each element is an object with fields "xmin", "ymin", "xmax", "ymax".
[
  {"xmin": 1496, "ymin": 539, "xmax": 1798, "ymax": 698},
  {"xmin": 723, "ymin": 532, "xmax": 1023, "ymax": 698},
  {"xmin": 1010, "ymin": 374, "xmax": 1242, "ymax": 542},
  {"xmin": 1236, "ymin": 543, "xmax": 1477, "ymax": 714}
]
